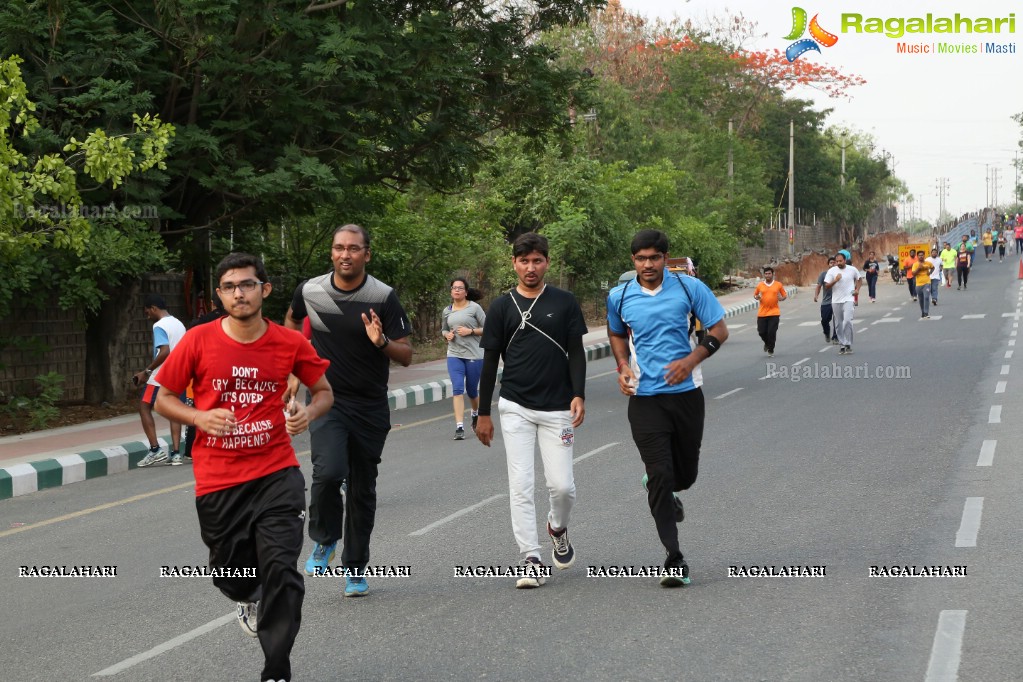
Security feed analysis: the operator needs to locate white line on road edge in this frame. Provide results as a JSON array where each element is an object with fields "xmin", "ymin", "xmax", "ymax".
[
  {"xmin": 573, "ymin": 442, "xmax": 620, "ymax": 464},
  {"xmin": 924, "ymin": 610, "xmax": 967, "ymax": 682},
  {"xmin": 714, "ymin": 388, "xmax": 744, "ymax": 400},
  {"xmin": 988, "ymin": 405, "xmax": 1002, "ymax": 423},
  {"xmin": 977, "ymin": 440, "xmax": 996, "ymax": 467},
  {"xmin": 92, "ymin": 612, "xmax": 236, "ymax": 676},
  {"xmin": 1001, "ymin": 365, "xmax": 1010, "ymax": 375},
  {"xmin": 409, "ymin": 494, "xmax": 506, "ymax": 536},
  {"xmin": 995, "ymin": 381, "xmax": 1007, "ymax": 394},
  {"xmin": 954, "ymin": 497, "xmax": 984, "ymax": 547}
]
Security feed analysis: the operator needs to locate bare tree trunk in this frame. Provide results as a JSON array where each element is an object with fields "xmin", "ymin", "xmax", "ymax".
[{"xmin": 84, "ymin": 280, "xmax": 141, "ymax": 404}]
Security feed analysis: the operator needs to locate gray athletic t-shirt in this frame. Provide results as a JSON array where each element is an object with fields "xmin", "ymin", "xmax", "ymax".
[
  {"xmin": 817, "ymin": 270, "xmax": 833, "ymax": 306},
  {"xmin": 442, "ymin": 301, "xmax": 486, "ymax": 359}
]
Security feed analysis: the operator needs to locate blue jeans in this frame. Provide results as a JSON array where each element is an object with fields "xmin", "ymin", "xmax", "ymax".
[
  {"xmin": 917, "ymin": 283, "xmax": 931, "ymax": 316},
  {"xmin": 865, "ymin": 273, "xmax": 878, "ymax": 299},
  {"xmin": 930, "ymin": 279, "xmax": 940, "ymax": 303}
]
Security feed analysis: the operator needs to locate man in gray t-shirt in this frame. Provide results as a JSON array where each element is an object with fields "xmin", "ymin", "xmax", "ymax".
[{"xmin": 813, "ymin": 256, "xmax": 837, "ymax": 344}]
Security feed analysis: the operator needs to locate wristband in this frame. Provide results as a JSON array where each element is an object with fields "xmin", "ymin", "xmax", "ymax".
[
  {"xmin": 616, "ymin": 359, "xmax": 629, "ymax": 373},
  {"xmin": 377, "ymin": 334, "xmax": 390, "ymax": 349},
  {"xmin": 699, "ymin": 335, "xmax": 722, "ymax": 356}
]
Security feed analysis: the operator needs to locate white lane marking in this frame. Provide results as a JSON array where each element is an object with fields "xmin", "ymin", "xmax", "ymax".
[
  {"xmin": 1001, "ymin": 365, "xmax": 1010, "ymax": 375},
  {"xmin": 1001, "ymin": 313, "xmax": 1023, "ymax": 317},
  {"xmin": 714, "ymin": 388, "xmax": 744, "ymax": 400},
  {"xmin": 954, "ymin": 497, "xmax": 984, "ymax": 547},
  {"xmin": 855, "ymin": 327, "xmax": 867, "ymax": 333},
  {"xmin": 1006, "ymin": 351, "xmax": 1014, "ymax": 359},
  {"xmin": 818, "ymin": 346, "xmax": 831, "ymax": 353},
  {"xmin": 873, "ymin": 318, "xmax": 901, "ymax": 324},
  {"xmin": 927, "ymin": 316, "xmax": 942, "ymax": 320},
  {"xmin": 729, "ymin": 323, "xmax": 748, "ymax": 330},
  {"xmin": 977, "ymin": 440, "xmax": 996, "ymax": 467},
  {"xmin": 924, "ymin": 610, "xmax": 968, "ymax": 682},
  {"xmin": 409, "ymin": 494, "xmax": 506, "ymax": 536},
  {"xmin": 995, "ymin": 381, "xmax": 1007, "ymax": 394},
  {"xmin": 962, "ymin": 314, "xmax": 985, "ymax": 319},
  {"xmin": 1009, "ymin": 340, "xmax": 1017, "ymax": 347},
  {"xmin": 92, "ymin": 613, "xmax": 236, "ymax": 676},
  {"xmin": 1015, "ymin": 322, "xmax": 1020, "ymax": 328},
  {"xmin": 573, "ymin": 442, "xmax": 620, "ymax": 464},
  {"xmin": 1012, "ymin": 330, "xmax": 1019, "ymax": 337},
  {"xmin": 989, "ymin": 405, "xmax": 1002, "ymax": 423},
  {"xmin": 797, "ymin": 321, "xmax": 819, "ymax": 327},
  {"xmin": 792, "ymin": 357, "xmax": 811, "ymax": 367},
  {"xmin": 884, "ymin": 312, "xmax": 893, "ymax": 317}
]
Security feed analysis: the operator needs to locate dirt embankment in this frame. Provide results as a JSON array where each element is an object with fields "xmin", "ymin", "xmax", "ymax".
[{"xmin": 772, "ymin": 232, "xmax": 909, "ymax": 286}]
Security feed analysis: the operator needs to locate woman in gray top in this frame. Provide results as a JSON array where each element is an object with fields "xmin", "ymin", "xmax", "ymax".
[{"xmin": 442, "ymin": 278, "xmax": 486, "ymax": 440}]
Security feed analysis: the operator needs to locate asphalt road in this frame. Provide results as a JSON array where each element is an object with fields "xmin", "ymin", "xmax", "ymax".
[{"xmin": 2, "ymin": 259, "xmax": 1021, "ymax": 681}]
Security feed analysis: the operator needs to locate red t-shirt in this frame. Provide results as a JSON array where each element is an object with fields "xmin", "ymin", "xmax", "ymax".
[{"xmin": 158, "ymin": 319, "xmax": 329, "ymax": 496}]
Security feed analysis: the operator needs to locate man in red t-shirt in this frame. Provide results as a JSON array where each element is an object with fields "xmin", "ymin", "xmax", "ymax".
[{"xmin": 156, "ymin": 253, "xmax": 332, "ymax": 682}]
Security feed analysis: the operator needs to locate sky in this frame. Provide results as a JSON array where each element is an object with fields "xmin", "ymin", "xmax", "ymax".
[{"xmin": 620, "ymin": 0, "xmax": 1023, "ymax": 223}]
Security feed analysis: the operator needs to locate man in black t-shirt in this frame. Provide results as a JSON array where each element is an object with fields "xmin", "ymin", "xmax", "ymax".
[
  {"xmin": 285, "ymin": 224, "xmax": 412, "ymax": 598},
  {"xmin": 477, "ymin": 232, "xmax": 587, "ymax": 588}
]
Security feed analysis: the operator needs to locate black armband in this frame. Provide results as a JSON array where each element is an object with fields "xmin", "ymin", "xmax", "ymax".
[{"xmin": 699, "ymin": 334, "xmax": 722, "ymax": 356}]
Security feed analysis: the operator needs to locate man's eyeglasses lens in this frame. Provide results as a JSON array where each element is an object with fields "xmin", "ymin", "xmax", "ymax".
[
  {"xmin": 634, "ymin": 254, "xmax": 664, "ymax": 264},
  {"xmin": 220, "ymin": 280, "xmax": 262, "ymax": 294},
  {"xmin": 333, "ymin": 245, "xmax": 365, "ymax": 254}
]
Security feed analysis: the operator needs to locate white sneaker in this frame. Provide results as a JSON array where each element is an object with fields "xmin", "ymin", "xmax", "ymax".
[
  {"xmin": 236, "ymin": 601, "xmax": 259, "ymax": 637},
  {"xmin": 169, "ymin": 451, "xmax": 183, "ymax": 466},
  {"xmin": 138, "ymin": 448, "xmax": 168, "ymax": 467}
]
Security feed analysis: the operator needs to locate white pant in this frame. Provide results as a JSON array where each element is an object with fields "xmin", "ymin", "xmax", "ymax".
[
  {"xmin": 498, "ymin": 397, "xmax": 577, "ymax": 557},
  {"xmin": 832, "ymin": 301, "xmax": 854, "ymax": 346}
]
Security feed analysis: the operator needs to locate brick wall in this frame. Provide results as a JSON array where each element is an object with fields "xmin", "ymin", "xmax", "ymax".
[{"xmin": 0, "ymin": 274, "xmax": 186, "ymax": 403}]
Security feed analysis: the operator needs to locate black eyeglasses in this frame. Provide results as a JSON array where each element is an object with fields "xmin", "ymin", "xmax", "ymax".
[{"xmin": 219, "ymin": 280, "xmax": 263, "ymax": 294}]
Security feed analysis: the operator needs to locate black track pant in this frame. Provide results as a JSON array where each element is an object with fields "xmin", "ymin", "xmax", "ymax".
[
  {"xmin": 628, "ymin": 389, "xmax": 705, "ymax": 562},
  {"xmin": 757, "ymin": 315, "xmax": 780, "ymax": 352},
  {"xmin": 196, "ymin": 467, "xmax": 306, "ymax": 682},
  {"xmin": 308, "ymin": 401, "xmax": 390, "ymax": 570},
  {"xmin": 957, "ymin": 265, "xmax": 970, "ymax": 287}
]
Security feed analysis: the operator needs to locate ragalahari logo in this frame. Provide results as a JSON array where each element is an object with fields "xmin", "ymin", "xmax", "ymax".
[{"xmin": 784, "ymin": 7, "xmax": 839, "ymax": 62}]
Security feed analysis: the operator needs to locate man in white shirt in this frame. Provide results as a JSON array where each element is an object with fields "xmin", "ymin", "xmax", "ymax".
[
  {"xmin": 135, "ymin": 294, "xmax": 188, "ymax": 466},
  {"xmin": 926, "ymin": 248, "xmax": 943, "ymax": 306},
  {"xmin": 823, "ymin": 252, "xmax": 862, "ymax": 355}
]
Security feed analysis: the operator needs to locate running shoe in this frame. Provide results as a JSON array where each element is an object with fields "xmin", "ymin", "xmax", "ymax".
[
  {"xmin": 138, "ymin": 447, "xmax": 167, "ymax": 467},
  {"xmin": 843, "ymin": 346, "xmax": 853, "ymax": 355},
  {"xmin": 344, "ymin": 575, "xmax": 369, "ymax": 597},
  {"xmin": 767, "ymin": 350, "xmax": 774, "ymax": 357},
  {"xmin": 548, "ymin": 522, "xmax": 575, "ymax": 569},
  {"xmin": 453, "ymin": 426, "xmax": 465, "ymax": 441},
  {"xmin": 471, "ymin": 414, "xmax": 478, "ymax": 433},
  {"xmin": 236, "ymin": 601, "xmax": 259, "ymax": 637},
  {"xmin": 304, "ymin": 541, "xmax": 337, "ymax": 576},
  {"xmin": 838, "ymin": 346, "xmax": 847, "ymax": 355},
  {"xmin": 660, "ymin": 556, "xmax": 690, "ymax": 587},
  {"xmin": 169, "ymin": 451, "xmax": 183, "ymax": 466},
  {"xmin": 515, "ymin": 556, "xmax": 547, "ymax": 589}
]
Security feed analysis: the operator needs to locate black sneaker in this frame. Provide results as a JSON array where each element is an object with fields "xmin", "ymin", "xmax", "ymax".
[
  {"xmin": 515, "ymin": 556, "xmax": 547, "ymax": 589},
  {"xmin": 844, "ymin": 346, "xmax": 853, "ymax": 355},
  {"xmin": 471, "ymin": 414, "xmax": 478, "ymax": 433},
  {"xmin": 838, "ymin": 346, "xmax": 846, "ymax": 355},
  {"xmin": 453, "ymin": 426, "xmax": 465, "ymax": 441},
  {"xmin": 823, "ymin": 332, "xmax": 829, "ymax": 343},
  {"xmin": 548, "ymin": 522, "xmax": 575, "ymax": 569},
  {"xmin": 660, "ymin": 555, "xmax": 690, "ymax": 587},
  {"xmin": 767, "ymin": 350, "xmax": 774, "ymax": 357}
]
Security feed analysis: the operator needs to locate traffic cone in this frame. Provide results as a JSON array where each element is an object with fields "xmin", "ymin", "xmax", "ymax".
[{"xmin": 1018, "ymin": 258, "xmax": 1023, "ymax": 279}]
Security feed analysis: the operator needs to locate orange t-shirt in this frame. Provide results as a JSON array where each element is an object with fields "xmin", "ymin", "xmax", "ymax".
[{"xmin": 754, "ymin": 280, "xmax": 787, "ymax": 317}]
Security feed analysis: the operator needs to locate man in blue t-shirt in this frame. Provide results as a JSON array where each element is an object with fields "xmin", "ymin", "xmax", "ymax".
[{"xmin": 607, "ymin": 229, "xmax": 728, "ymax": 587}]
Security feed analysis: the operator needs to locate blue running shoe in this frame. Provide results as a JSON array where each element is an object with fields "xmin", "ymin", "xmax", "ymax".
[
  {"xmin": 304, "ymin": 542, "xmax": 336, "ymax": 576},
  {"xmin": 344, "ymin": 575, "xmax": 369, "ymax": 597}
]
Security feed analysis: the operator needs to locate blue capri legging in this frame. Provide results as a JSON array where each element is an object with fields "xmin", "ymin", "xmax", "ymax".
[{"xmin": 447, "ymin": 357, "xmax": 483, "ymax": 398}]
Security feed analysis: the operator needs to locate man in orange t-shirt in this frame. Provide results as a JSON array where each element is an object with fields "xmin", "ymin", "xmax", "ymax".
[{"xmin": 754, "ymin": 266, "xmax": 787, "ymax": 357}]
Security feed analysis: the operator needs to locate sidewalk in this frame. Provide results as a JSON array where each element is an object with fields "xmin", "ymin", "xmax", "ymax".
[{"xmin": 0, "ymin": 285, "xmax": 769, "ymax": 500}]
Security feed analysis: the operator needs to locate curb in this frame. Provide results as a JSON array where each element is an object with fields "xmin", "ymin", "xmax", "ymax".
[
  {"xmin": 1, "ymin": 438, "xmax": 167, "ymax": 500},
  {"xmin": 0, "ymin": 290, "xmax": 781, "ymax": 501}
]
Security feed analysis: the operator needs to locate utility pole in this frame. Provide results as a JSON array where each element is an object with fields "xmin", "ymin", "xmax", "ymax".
[
  {"xmin": 788, "ymin": 119, "xmax": 795, "ymax": 256},
  {"xmin": 993, "ymin": 167, "xmax": 999, "ymax": 207},
  {"xmin": 985, "ymin": 163, "xmax": 990, "ymax": 208},
  {"xmin": 936, "ymin": 177, "xmax": 950, "ymax": 220},
  {"xmin": 840, "ymin": 135, "xmax": 847, "ymax": 188}
]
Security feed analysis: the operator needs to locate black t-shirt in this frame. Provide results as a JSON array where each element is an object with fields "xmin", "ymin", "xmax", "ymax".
[
  {"xmin": 481, "ymin": 285, "xmax": 587, "ymax": 411},
  {"xmin": 863, "ymin": 259, "xmax": 879, "ymax": 276},
  {"xmin": 290, "ymin": 273, "xmax": 410, "ymax": 411}
]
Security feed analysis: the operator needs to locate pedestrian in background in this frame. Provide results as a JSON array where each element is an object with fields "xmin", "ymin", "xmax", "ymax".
[{"xmin": 442, "ymin": 278, "xmax": 486, "ymax": 440}]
